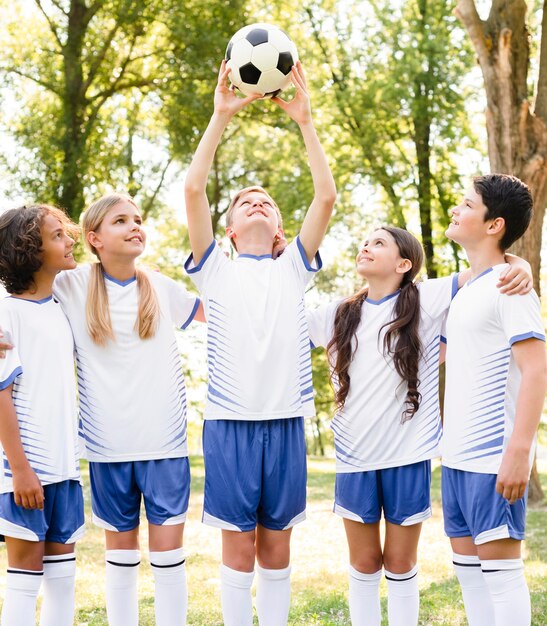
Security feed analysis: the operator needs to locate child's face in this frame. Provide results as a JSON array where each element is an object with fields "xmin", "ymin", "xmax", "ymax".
[
  {"xmin": 88, "ymin": 201, "xmax": 146, "ymax": 260},
  {"xmin": 40, "ymin": 213, "xmax": 77, "ymax": 273},
  {"xmin": 226, "ymin": 191, "xmax": 282, "ymax": 244},
  {"xmin": 356, "ymin": 229, "xmax": 410, "ymax": 280},
  {"xmin": 446, "ymin": 187, "xmax": 489, "ymax": 246}
]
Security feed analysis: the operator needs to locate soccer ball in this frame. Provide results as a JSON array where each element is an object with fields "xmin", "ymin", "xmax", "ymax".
[{"xmin": 225, "ymin": 23, "xmax": 299, "ymax": 98}]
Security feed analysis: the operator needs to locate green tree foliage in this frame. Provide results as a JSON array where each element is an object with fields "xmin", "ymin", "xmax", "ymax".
[
  {"xmin": 0, "ymin": 0, "xmax": 247, "ymax": 218},
  {"xmin": 303, "ymin": 0, "xmax": 476, "ymax": 276}
]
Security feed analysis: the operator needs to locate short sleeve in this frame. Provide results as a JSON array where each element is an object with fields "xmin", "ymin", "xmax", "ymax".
[
  {"xmin": 161, "ymin": 274, "xmax": 200, "ymax": 330},
  {"xmin": 306, "ymin": 300, "xmax": 339, "ymax": 350},
  {"xmin": 275, "ymin": 236, "xmax": 322, "ymax": 289},
  {"xmin": 497, "ymin": 290, "xmax": 546, "ymax": 346},
  {"xmin": 184, "ymin": 241, "xmax": 228, "ymax": 294},
  {"xmin": 0, "ymin": 307, "xmax": 22, "ymax": 390},
  {"xmin": 418, "ymin": 274, "xmax": 459, "ymax": 321}
]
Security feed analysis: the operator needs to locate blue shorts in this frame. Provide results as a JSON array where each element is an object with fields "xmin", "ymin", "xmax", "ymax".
[
  {"xmin": 203, "ymin": 418, "xmax": 307, "ymax": 532},
  {"xmin": 335, "ymin": 460, "xmax": 432, "ymax": 526},
  {"xmin": 442, "ymin": 466, "xmax": 527, "ymax": 545},
  {"xmin": 0, "ymin": 480, "xmax": 84, "ymax": 543},
  {"xmin": 89, "ymin": 457, "xmax": 190, "ymax": 532}
]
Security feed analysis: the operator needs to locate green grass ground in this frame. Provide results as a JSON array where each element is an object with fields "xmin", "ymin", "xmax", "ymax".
[{"xmin": 0, "ymin": 456, "xmax": 545, "ymax": 625}]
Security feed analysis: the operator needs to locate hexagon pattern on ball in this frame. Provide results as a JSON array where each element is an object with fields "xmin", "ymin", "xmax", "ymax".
[{"xmin": 226, "ymin": 23, "xmax": 298, "ymax": 97}]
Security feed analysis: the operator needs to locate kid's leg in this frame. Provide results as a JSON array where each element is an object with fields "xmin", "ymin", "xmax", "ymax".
[
  {"xmin": 221, "ymin": 529, "xmax": 257, "ymax": 626},
  {"xmin": 2, "ymin": 537, "xmax": 44, "ymax": 626},
  {"xmin": 383, "ymin": 522, "xmax": 422, "ymax": 626},
  {"xmin": 451, "ymin": 536, "xmax": 495, "ymax": 626},
  {"xmin": 105, "ymin": 528, "xmax": 141, "ymax": 626},
  {"xmin": 477, "ymin": 538, "xmax": 530, "ymax": 626},
  {"xmin": 255, "ymin": 526, "xmax": 293, "ymax": 626},
  {"xmin": 39, "ymin": 542, "xmax": 76, "ymax": 626},
  {"xmin": 148, "ymin": 523, "xmax": 187, "ymax": 626},
  {"xmin": 343, "ymin": 519, "xmax": 382, "ymax": 626}
]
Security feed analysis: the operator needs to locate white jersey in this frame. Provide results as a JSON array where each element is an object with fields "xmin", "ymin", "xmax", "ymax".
[
  {"xmin": 185, "ymin": 238, "xmax": 320, "ymax": 421},
  {"xmin": 442, "ymin": 264, "xmax": 545, "ymax": 474},
  {"xmin": 307, "ymin": 275, "xmax": 458, "ymax": 472},
  {"xmin": 54, "ymin": 265, "xmax": 199, "ymax": 462},
  {"xmin": 0, "ymin": 296, "xmax": 80, "ymax": 493}
]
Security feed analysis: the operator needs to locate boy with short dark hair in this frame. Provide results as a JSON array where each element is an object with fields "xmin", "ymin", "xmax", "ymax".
[{"xmin": 442, "ymin": 173, "xmax": 547, "ymax": 626}]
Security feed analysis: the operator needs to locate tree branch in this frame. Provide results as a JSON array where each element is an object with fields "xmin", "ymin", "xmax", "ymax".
[
  {"xmin": 455, "ymin": 1, "xmax": 491, "ymax": 72},
  {"xmin": 535, "ymin": 0, "xmax": 547, "ymax": 121},
  {"xmin": 82, "ymin": 21, "xmax": 122, "ymax": 94},
  {"xmin": 140, "ymin": 157, "xmax": 174, "ymax": 219},
  {"xmin": 1, "ymin": 67, "xmax": 60, "ymax": 95},
  {"xmin": 34, "ymin": 0, "xmax": 64, "ymax": 50}
]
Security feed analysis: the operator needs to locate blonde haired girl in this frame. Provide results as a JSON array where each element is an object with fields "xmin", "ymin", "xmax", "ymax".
[{"xmin": 53, "ymin": 193, "xmax": 203, "ymax": 626}]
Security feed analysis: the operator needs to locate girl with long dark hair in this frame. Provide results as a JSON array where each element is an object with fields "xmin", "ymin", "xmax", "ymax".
[{"xmin": 307, "ymin": 226, "xmax": 530, "ymax": 626}]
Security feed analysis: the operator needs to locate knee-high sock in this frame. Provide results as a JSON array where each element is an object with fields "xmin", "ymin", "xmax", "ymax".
[
  {"xmin": 256, "ymin": 564, "xmax": 291, "ymax": 626},
  {"xmin": 384, "ymin": 565, "xmax": 419, "ymax": 626},
  {"xmin": 452, "ymin": 553, "xmax": 494, "ymax": 625},
  {"xmin": 482, "ymin": 559, "xmax": 531, "ymax": 626},
  {"xmin": 149, "ymin": 548, "xmax": 187, "ymax": 626},
  {"xmin": 105, "ymin": 549, "xmax": 140, "ymax": 626},
  {"xmin": 1, "ymin": 568, "xmax": 43, "ymax": 626},
  {"xmin": 220, "ymin": 564, "xmax": 254, "ymax": 626},
  {"xmin": 348, "ymin": 566, "xmax": 381, "ymax": 626},
  {"xmin": 39, "ymin": 554, "xmax": 76, "ymax": 626}
]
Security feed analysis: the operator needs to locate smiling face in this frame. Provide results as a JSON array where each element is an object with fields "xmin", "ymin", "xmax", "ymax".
[
  {"xmin": 40, "ymin": 212, "xmax": 77, "ymax": 274},
  {"xmin": 225, "ymin": 187, "xmax": 283, "ymax": 248},
  {"xmin": 355, "ymin": 228, "xmax": 412, "ymax": 281},
  {"xmin": 86, "ymin": 201, "xmax": 146, "ymax": 261}
]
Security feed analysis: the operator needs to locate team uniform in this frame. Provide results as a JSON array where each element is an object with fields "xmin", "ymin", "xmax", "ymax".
[
  {"xmin": 185, "ymin": 237, "xmax": 320, "ymax": 532},
  {"xmin": 307, "ymin": 275, "xmax": 458, "ymax": 526},
  {"xmin": 53, "ymin": 264, "xmax": 199, "ymax": 531},
  {"xmin": 441, "ymin": 264, "xmax": 546, "ymax": 545},
  {"xmin": 0, "ymin": 296, "xmax": 83, "ymax": 543}
]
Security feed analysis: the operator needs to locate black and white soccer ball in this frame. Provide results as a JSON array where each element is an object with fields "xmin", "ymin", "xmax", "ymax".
[{"xmin": 225, "ymin": 23, "xmax": 299, "ymax": 98}]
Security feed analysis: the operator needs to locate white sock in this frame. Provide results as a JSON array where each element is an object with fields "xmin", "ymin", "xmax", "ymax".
[
  {"xmin": 220, "ymin": 564, "xmax": 255, "ymax": 626},
  {"xmin": 385, "ymin": 565, "xmax": 419, "ymax": 626},
  {"xmin": 348, "ymin": 566, "xmax": 381, "ymax": 626},
  {"xmin": 452, "ymin": 553, "xmax": 494, "ymax": 625},
  {"xmin": 39, "ymin": 554, "xmax": 77, "ymax": 626},
  {"xmin": 105, "ymin": 549, "xmax": 140, "ymax": 626},
  {"xmin": 482, "ymin": 559, "xmax": 531, "ymax": 626},
  {"xmin": 256, "ymin": 564, "xmax": 291, "ymax": 626},
  {"xmin": 1, "ymin": 568, "xmax": 43, "ymax": 626},
  {"xmin": 149, "ymin": 548, "xmax": 188, "ymax": 626}
]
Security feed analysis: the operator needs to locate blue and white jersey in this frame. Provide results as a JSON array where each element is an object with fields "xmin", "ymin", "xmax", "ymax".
[
  {"xmin": 54, "ymin": 265, "xmax": 199, "ymax": 462},
  {"xmin": 442, "ymin": 264, "xmax": 545, "ymax": 474},
  {"xmin": 0, "ymin": 296, "xmax": 80, "ymax": 493},
  {"xmin": 307, "ymin": 275, "xmax": 458, "ymax": 472},
  {"xmin": 185, "ymin": 238, "xmax": 320, "ymax": 421}
]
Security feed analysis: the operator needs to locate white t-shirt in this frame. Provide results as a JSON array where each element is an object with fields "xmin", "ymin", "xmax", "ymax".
[
  {"xmin": 0, "ymin": 296, "xmax": 80, "ymax": 493},
  {"xmin": 442, "ymin": 264, "xmax": 545, "ymax": 474},
  {"xmin": 307, "ymin": 275, "xmax": 458, "ymax": 472},
  {"xmin": 54, "ymin": 265, "xmax": 199, "ymax": 462},
  {"xmin": 185, "ymin": 238, "xmax": 321, "ymax": 420}
]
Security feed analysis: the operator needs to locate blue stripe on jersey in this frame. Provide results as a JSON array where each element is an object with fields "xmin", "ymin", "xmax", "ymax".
[
  {"xmin": 181, "ymin": 297, "xmax": 200, "ymax": 330},
  {"xmin": 0, "ymin": 366, "xmax": 23, "ymax": 390},
  {"xmin": 509, "ymin": 331, "xmax": 546, "ymax": 345},
  {"xmin": 185, "ymin": 240, "xmax": 216, "ymax": 274},
  {"xmin": 296, "ymin": 236, "xmax": 322, "ymax": 272}
]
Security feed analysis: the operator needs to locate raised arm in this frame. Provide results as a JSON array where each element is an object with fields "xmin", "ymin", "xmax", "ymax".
[
  {"xmin": 273, "ymin": 62, "xmax": 337, "ymax": 263},
  {"xmin": 184, "ymin": 62, "xmax": 259, "ymax": 264}
]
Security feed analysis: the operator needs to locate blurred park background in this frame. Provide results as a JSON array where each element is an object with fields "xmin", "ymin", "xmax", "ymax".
[{"xmin": 0, "ymin": 0, "xmax": 546, "ymax": 623}]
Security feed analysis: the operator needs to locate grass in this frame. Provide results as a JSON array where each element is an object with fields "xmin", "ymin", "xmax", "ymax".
[{"xmin": 0, "ymin": 455, "xmax": 546, "ymax": 625}]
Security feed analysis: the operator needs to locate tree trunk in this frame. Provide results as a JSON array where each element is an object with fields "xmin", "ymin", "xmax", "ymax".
[{"xmin": 456, "ymin": 0, "xmax": 547, "ymax": 502}]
